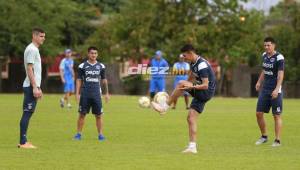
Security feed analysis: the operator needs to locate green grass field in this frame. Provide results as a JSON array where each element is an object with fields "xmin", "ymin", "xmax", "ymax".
[{"xmin": 0, "ymin": 94, "xmax": 299, "ymax": 170}]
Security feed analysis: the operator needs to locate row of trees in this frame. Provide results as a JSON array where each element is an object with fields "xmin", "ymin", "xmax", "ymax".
[
  {"xmin": 266, "ymin": 2, "xmax": 300, "ymax": 81},
  {"xmin": 0, "ymin": 0, "xmax": 96, "ymax": 57},
  {"xmin": 0, "ymin": 0, "xmax": 299, "ymax": 81}
]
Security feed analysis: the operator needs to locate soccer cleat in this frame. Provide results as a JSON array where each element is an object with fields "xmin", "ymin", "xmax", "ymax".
[
  {"xmin": 255, "ymin": 136, "xmax": 268, "ymax": 145},
  {"xmin": 271, "ymin": 139, "xmax": 281, "ymax": 147},
  {"xmin": 98, "ymin": 134, "xmax": 105, "ymax": 141},
  {"xmin": 73, "ymin": 133, "xmax": 81, "ymax": 140},
  {"xmin": 67, "ymin": 103, "xmax": 72, "ymax": 109},
  {"xmin": 18, "ymin": 142, "xmax": 37, "ymax": 149},
  {"xmin": 182, "ymin": 147, "xmax": 197, "ymax": 154},
  {"xmin": 60, "ymin": 98, "xmax": 64, "ymax": 108},
  {"xmin": 151, "ymin": 102, "xmax": 167, "ymax": 115}
]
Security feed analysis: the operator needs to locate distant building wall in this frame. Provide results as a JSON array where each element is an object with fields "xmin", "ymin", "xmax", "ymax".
[
  {"xmin": 231, "ymin": 65, "xmax": 261, "ymax": 97},
  {"xmin": 231, "ymin": 65, "xmax": 300, "ymax": 98}
]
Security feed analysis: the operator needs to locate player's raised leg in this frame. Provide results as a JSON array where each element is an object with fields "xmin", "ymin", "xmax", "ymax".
[
  {"xmin": 151, "ymin": 80, "xmax": 191, "ymax": 114},
  {"xmin": 184, "ymin": 94, "xmax": 189, "ymax": 109},
  {"xmin": 168, "ymin": 81, "xmax": 192, "ymax": 105}
]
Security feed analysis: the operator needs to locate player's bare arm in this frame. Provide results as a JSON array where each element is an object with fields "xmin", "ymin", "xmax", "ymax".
[
  {"xmin": 27, "ymin": 63, "xmax": 42, "ymax": 99},
  {"xmin": 70, "ymin": 65, "xmax": 75, "ymax": 81},
  {"xmin": 272, "ymin": 70, "xmax": 284, "ymax": 99},
  {"xmin": 187, "ymin": 71, "xmax": 194, "ymax": 82},
  {"xmin": 179, "ymin": 77, "xmax": 209, "ymax": 90},
  {"xmin": 59, "ymin": 68, "xmax": 65, "ymax": 83},
  {"xmin": 256, "ymin": 71, "xmax": 265, "ymax": 91},
  {"xmin": 72, "ymin": 68, "xmax": 75, "ymax": 80},
  {"xmin": 101, "ymin": 79, "xmax": 110, "ymax": 102},
  {"xmin": 194, "ymin": 77, "xmax": 209, "ymax": 90},
  {"xmin": 76, "ymin": 79, "xmax": 82, "ymax": 102}
]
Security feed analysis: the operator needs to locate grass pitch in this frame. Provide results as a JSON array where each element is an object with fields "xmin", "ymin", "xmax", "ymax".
[{"xmin": 0, "ymin": 94, "xmax": 299, "ymax": 170}]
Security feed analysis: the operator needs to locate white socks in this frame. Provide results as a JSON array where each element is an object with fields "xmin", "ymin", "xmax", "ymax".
[{"xmin": 188, "ymin": 142, "xmax": 196, "ymax": 148}]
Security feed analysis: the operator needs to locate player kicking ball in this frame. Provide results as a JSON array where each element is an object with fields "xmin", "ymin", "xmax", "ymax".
[
  {"xmin": 73, "ymin": 46, "xmax": 109, "ymax": 141},
  {"xmin": 151, "ymin": 44, "xmax": 216, "ymax": 153}
]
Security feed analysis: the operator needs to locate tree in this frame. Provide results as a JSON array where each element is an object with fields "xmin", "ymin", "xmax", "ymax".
[
  {"xmin": 73, "ymin": 0, "xmax": 124, "ymax": 13},
  {"xmin": 0, "ymin": 0, "xmax": 96, "ymax": 58},
  {"xmin": 87, "ymin": 0, "xmax": 264, "ymax": 66},
  {"xmin": 267, "ymin": 1, "xmax": 300, "ymax": 81}
]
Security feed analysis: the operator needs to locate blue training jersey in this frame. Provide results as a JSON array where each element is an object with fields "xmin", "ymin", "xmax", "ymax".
[
  {"xmin": 59, "ymin": 58, "xmax": 74, "ymax": 82},
  {"xmin": 150, "ymin": 57, "xmax": 169, "ymax": 79},
  {"xmin": 261, "ymin": 51, "xmax": 284, "ymax": 93},
  {"xmin": 173, "ymin": 61, "xmax": 190, "ymax": 81},
  {"xmin": 77, "ymin": 61, "xmax": 106, "ymax": 93},
  {"xmin": 190, "ymin": 56, "xmax": 216, "ymax": 92}
]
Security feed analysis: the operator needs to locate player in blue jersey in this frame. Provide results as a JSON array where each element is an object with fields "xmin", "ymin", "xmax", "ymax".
[
  {"xmin": 73, "ymin": 46, "xmax": 110, "ymax": 141},
  {"xmin": 59, "ymin": 49, "xmax": 75, "ymax": 108},
  {"xmin": 152, "ymin": 44, "xmax": 216, "ymax": 153},
  {"xmin": 255, "ymin": 37, "xmax": 284, "ymax": 147},
  {"xmin": 149, "ymin": 50, "xmax": 169, "ymax": 100},
  {"xmin": 172, "ymin": 54, "xmax": 190, "ymax": 109}
]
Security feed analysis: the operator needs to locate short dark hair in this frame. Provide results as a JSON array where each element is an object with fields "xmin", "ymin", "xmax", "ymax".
[
  {"xmin": 264, "ymin": 37, "xmax": 276, "ymax": 44},
  {"xmin": 32, "ymin": 27, "xmax": 45, "ymax": 35},
  {"xmin": 88, "ymin": 46, "xmax": 98, "ymax": 52},
  {"xmin": 180, "ymin": 44, "xmax": 195, "ymax": 53}
]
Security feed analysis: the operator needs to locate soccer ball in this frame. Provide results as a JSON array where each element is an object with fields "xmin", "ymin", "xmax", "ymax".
[
  {"xmin": 138, "ymin": 96, "xmax": 150, "ymax": 108},
  {"xmin": 154, "ymin": 92, "xmax": 169, "ymax": 104}
]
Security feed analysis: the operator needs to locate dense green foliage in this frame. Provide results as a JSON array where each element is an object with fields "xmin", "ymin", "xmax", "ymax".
[
  {"xmin": 88, "ymin": 0, "xmax": 264, "ymax": 65},
  {"xmin": 0, "ymin": 0, "xmax": 96, "ymax": 57},
  {"xmin": 267, "ymin": 2, "xmax": 300, "ymax": 81},
  {"xmin": 0, "ymin": 0, "xmax": 299, "ymax": 81}
]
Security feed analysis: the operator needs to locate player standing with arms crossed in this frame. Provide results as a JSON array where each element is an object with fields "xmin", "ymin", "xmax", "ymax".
[
  {"xmin": 19, "ymin": 28, "xmax": 45, "ymax": 149},
  {"xmin": 255, "ymin": 37, "xmax": 284, "ymax": 147},
  {"xmin": 73, "ymin": 46, "xmax": 109, "ymax": 141}
]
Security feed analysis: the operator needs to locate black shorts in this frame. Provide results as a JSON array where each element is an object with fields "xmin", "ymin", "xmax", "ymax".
[
  {"xmin": 23, "ymin": 86, "xmax": 37, "ymax": 113},
  {"xmin": 79, "ymin": 93, "xmax": 103, "ymax": 115},
  {"xmin": 256, "ymin": 91, "xmax": 283, "ymax": 115},
  {"xmin": 186, "ymin": 89, "xmax": 214, "ymax": 113}
]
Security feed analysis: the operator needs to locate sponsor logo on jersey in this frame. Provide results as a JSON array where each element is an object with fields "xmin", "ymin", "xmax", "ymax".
[
  {"xmin": 270, "ymin": 58, "xmax": 275, "ymax": 62},
  {"xmin": 86, "ymin": 77, "xmax": 99, "ymax": 82},
  {"xmin": 263, "ymin": 62, "xmax": 274, "ymax": 68},
  {"xmin": 85, "ymin": 70, "xmax": 100, "ymax": 75},
  {"xmin": 264, "ymin": 70, "xmax": 273, "ymax": 75}
]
